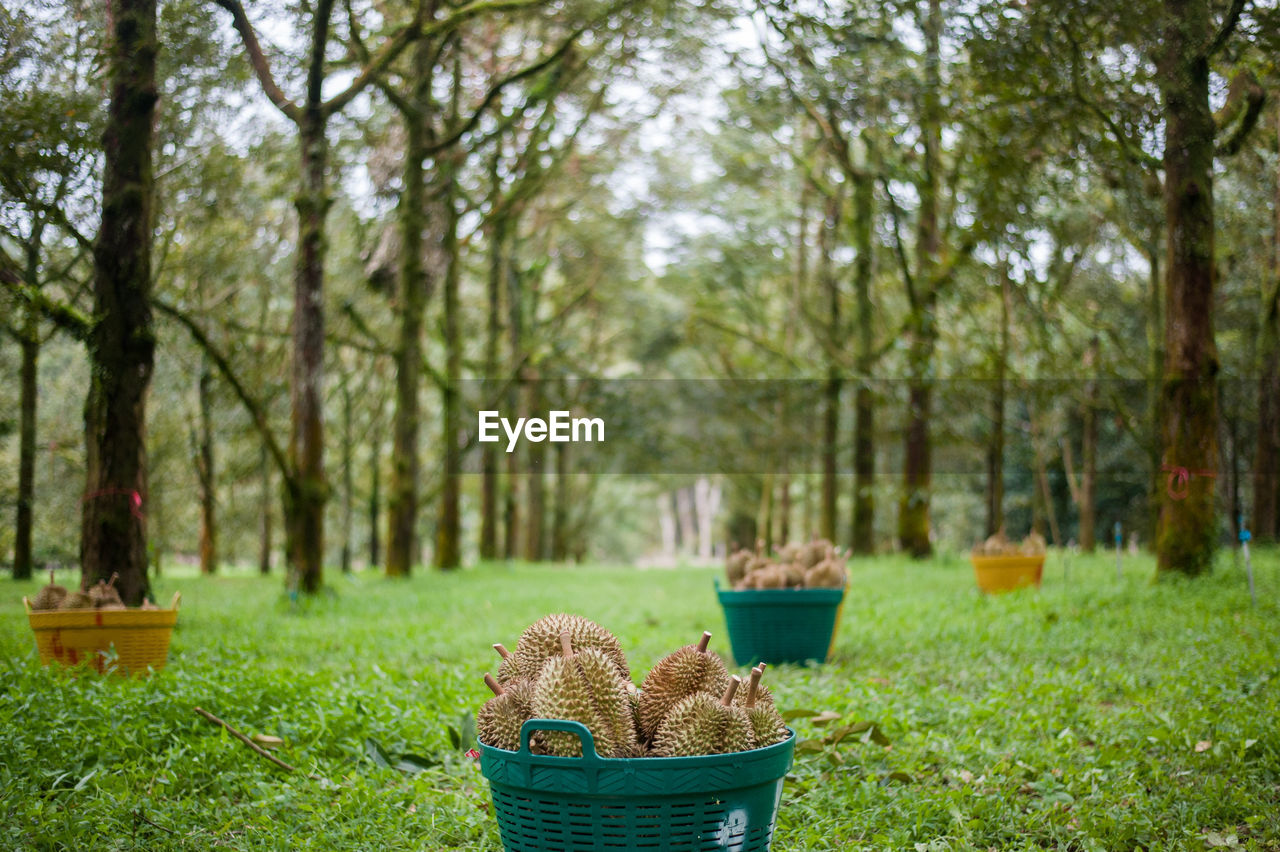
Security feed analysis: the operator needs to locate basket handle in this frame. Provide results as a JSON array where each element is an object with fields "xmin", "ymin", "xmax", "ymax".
[
  {"xmin": 168, "ymin": 591, "xmax": 181, "ymax": 611},
  {"xmin": 22, "ymin": 596, "xmax": 32, "ymax": 614},
  {"xmin": 518, "ymin": 718, "xmax": 602, "ymax": 761}
]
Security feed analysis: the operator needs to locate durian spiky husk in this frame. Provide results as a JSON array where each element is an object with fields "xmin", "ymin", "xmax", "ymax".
[
  {"xmin": 736, "ymin": 667, "xmax": 787, "ymax": 748},
  {"xmin": 477, "ymin": 675, "xmax": 536, "ymax": 752},
  {"xmin": 530, "ymin": 640, "xmax": 639, "ymax": 758},
  {"xmin": 31, "ymin": 571, "xmax": 68, "ymax": 611},
  {"xmin": 59, "ymin": 590, "xmax": 93, "ymax": 610},
  {"xmin": 88, "ymin": 574, "xmax": 124, "ymax": 609},
  {"xmin": 637, "ymin": 632, "xmax": 729, "ymax": 742},
  {"xmin": 513, "ymin": 614, "xmax": 630, "ymax": 682},
  {"xmin": 651, "ymin": 677, "xmax": 754, "ymax": 757},
  {"xmin": 493, "ymin": 643, "xmax": 521, "ymax": 684}
]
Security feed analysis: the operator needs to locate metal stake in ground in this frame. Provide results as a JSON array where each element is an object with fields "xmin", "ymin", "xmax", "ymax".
[
  {"xmin": 1239, "ymin": 516, "xmax": 1256, "ymax": 606},
  {"xmin": 1114, "ymin": 521, "xmax": 1123, "ymax": 580}
]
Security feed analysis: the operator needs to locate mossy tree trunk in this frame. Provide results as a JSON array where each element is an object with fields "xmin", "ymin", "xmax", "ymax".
[
  {"xmin": 896, "ymin": 0, "xmax": 941, "ymax": 560},
  {"xmin": 1254, "ymin": 106, "xmax": 1280, "ymax": 543},
  {"xmin": 1155, "ymin": 0, "xmax": 1219, "ymax": 576},
  {"xmin": 479, "ymin": 200, "xmax": 506, "ymax": 560},
  {"xmin": 1080, "ymin": 336, "xmax": 1100, "ymax": 551},
  {"xmin": 13, "ymin": 242, "xmax": 41, "ymax": 581},
  {"xmin": 385, "ymin": 40, "xmax": 433, "ymax": 578},
  {"xmin": 818, "ymin": 191, "xmax": 841, "ymax": 543},
  {"xmin": 850, "ymin": 170, "xmax": 875, "ymax": 554},
  {"xmin": 984, "ymin": 261, "xmax": 1009, "ymax": 538},
  {"xmin": 196, "ymin": 355, "xmax": 217, "ymax": 575},
  {"xmin": 523, "ymin": 378, "xmax": 546, "ymax": 562},
  {"xmin": 81, "ymin": 0, "xmax": 157, "ymax": 606},
  {"xmin": 435, "ymin": 152, "xmax": 463, "ymax": 570}
]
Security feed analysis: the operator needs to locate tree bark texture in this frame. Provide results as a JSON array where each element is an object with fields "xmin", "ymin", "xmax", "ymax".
[
  {"xmin": 435, "ymin": 159, "xmax": 463, "ymax": 570},
  {"xmin": 1156, "ymin": 0, "xmax": 1218, "ymax": 576},
  {"xmin": 551, "ymin": 441, "xmax": 569, "ymax": 561},
  {"xmin": 850, "ymin": 170, "xmax": 875, "ymax": 554},
  {"xmin": 1254, "ymin": 105, "xmax": 1280, "ymax": 542},
  {"xmin": 14, "ymin": 298, "xmax": 38, "ymax": 580},
  {"xmin": 1080, "ymin": 337, "xmax": 1100, "ymax": 551},
  {"xmin": 197, "ymin": 358, "xmax": 217, "ymax": 575},
  {"xmin": 81, "ymin": 0, "xmax": 157, "ymax": 606},
  {"xmin": 897, "ymin": 0, "xmax": 941, "ymax": 560},
  {"xmin": 818, "ymin": 191, "xmax": 841, "ymax": 543},
  {"xmin": 523, "ymin": 380, "xmax": 546, "ymax": 562},
  {"xmin": 985, "ymin": 265, "xmax": 1009, "ymax": 537},
  {"xmin": 385, "ymin": 87, "xmax": 429, "ymax": 578},
  {"xmin": 479, "ymin": 208, "xmax": 506, "ymax": 560}
]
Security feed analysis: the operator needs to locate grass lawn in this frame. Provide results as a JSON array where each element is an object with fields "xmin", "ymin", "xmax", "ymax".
[{"xmin": 3, "ymin": 550, "xmax": 1279, "ymax": 851}]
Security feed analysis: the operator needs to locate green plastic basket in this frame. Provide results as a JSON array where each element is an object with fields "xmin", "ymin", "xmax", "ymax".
[
  {"xmin": 479, "ymin": 719, "xmax": 795, "ymax": 852},
  {"xmin": 716, "ymin": 580, "xmax": 846, "ymax": 666}
]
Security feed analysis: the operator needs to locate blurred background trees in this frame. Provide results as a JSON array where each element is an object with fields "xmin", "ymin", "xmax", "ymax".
[{"xmin": 2, "ymin": 0, "xmax": 1276, "ymax": 591}]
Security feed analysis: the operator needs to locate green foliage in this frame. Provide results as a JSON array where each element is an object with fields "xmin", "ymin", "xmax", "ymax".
[{"xmin": 3, "ymin": 553, "xmax": 1278, "ymax": 849}]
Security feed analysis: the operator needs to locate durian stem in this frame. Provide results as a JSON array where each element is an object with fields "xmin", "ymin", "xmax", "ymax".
[
  {"xmin": 745, "ymin": 666, "xmax": 763, "ymax": 708},
  {"xmin": 493, "ymin": 643, "xmax": 510, "ymax": 659},
  {"xmin": 484, "ymin": 673, "xmax": 505, "ymax": 696},
  {"xmin": 107, "ymin": 571, "xmax": 119, "ymax": 589},
  {"xmin": 721, "ymin": 675, "xmax": 741, "ymax": 707},
  {"xmin": 559, "ymin": 630, "xmax": 574, "ymax": 659},
  {"xmin": 697, "ymin": 631, "xmax": 712, "ymax": 654}
]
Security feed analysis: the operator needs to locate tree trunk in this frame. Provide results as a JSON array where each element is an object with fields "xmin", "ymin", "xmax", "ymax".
[
  {"xmin": 1156, "ymin": 0, "xmax": 1218, "ymax": 576},
  {"xmin": 14, "ymin": 297, "xmax": 38, "ymax": 581},
  {"xmin": 523, "ymin": 381, "xmax": 545, "ymax": 562},
  {"xmin": 818, "ymin": 191, "xmax": 841, "ymax": 543},
  {"xmin": 259, "ymin": 440, "xmax": 273, "ymax": 574},
  {"xmin": 197, "ymin": 356, "xmax": 217, "ymax": 575},
  {"xmin": 776, "ymin": 475, "xmax": 790, "ymax": 545},
  {"xmin": 385, "ymin": 88, "xmax": 428, "ymax": 578},
  {"xmin": 435, "ymin": 158, "xmax": 462, "ymax": 570},
  {"xmin": 1080, "ymin": 336, "xmax": 1099, "ymax": 551},
  {"xmin": 81, "ymin": 0, "xmax": 157, "ymax": 606},
  {"xmin": 850, "ymin": 169, "xmax": 875, "ymax": 555},
  {"xmin": 340, "ymin": 379, "xmax": 353, "ymax": 573},
  {"xmin": 985, "ymin": 263, "xmax": 1009, "ymax": 537},
  {"xmin": 1254, "ymin": 106, "xmax": 1280, "ymax": 542},
  {"xmin": 479, "ymin": 209, "xmax": 506, "ymax": 561},
  {"xmin": 551, "ymin": 440, "xmax": 569, "ymax": 561},
  {"xmin": 504, "ymin": 235, "xmax": 524, "ymax": 560},
  {"xmin": 368, "ymin": 426, "xmax": 381, "ymax": 568},
  {"xmin": 1146, "ymin": 235, "xmax": 1164, "ymax": 546},
  {"xmin": 282, "ymin": 102, "xmax": 331, "ymax": 595},
  {"xmin": 897, "ymin": 0, "xmax": 941, "ymax": 560},
  {"xmin": 757, "ymin": 473, "xmax": 775, "ymax": 553}
]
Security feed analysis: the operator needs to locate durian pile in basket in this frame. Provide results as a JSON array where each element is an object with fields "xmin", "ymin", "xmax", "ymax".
[
  {"xmin": 478, "ymin": 614, "xmax": 789, "ymax": 758},
  {"xmin": 27, "ymin": 571, "xmax": 159, "ymax": 611},
  {"xmin": 971, "ymin": 528, "xmax": 1047, "ymax": 557},
  {"xmin": 725, "ymin": 539, "xmax": 848, "ymax": 590}
]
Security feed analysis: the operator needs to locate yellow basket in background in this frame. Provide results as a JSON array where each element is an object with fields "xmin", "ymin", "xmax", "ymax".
[{"xmin": 23, "ymin": 592, "xmax": 181, "ymax": 676}]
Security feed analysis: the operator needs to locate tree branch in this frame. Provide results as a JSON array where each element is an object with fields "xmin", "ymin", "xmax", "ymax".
[
  {"xmin": 0, "ymin": 276, "xmax": 92, "ymax": 341},
  {"xmin": 1215, "ymin": 69, "xmax": 1265, "ymax": 156},
  {"xmin": 154, "ymin": 298, "xmax": 291, "ymax": 480},
  {"xmin": 1207, "ymin": 0, "xmax": 1247, "ymax": 57},
  {"xmin": 210, "ymin": 0, "xmax": 302, "ymax": 122}
]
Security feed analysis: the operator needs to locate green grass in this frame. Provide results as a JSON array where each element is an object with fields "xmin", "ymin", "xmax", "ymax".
[{"xmin": 3, "ymin": 550, "xmax": 1279, "ymax": 851}]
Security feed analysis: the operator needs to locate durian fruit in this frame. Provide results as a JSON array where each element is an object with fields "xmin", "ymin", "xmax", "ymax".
[
  {"xmin": 477, "ymin": 673, "xmax": 536, "ymax": 752},
  {"xmin": 493, "ymin": 643, "xmax": 521, "ymax": 684},
  {"xmin": 780, "ymin": 563, "xmax": 806, "ymax": 588},
  {"xmin": 530, "ymin": 632, "xmax": 639, "ymax": 758},
  {"xmin": 88, "ymin": 573, "xmax": 125, "ymax": 609},
  {"xmin": 513, "ymin": 613, "xmax": 630, "ymax": 683},
  {"xmin": 637, "ymin": 631, "xmax": 730, "ymax": 742},
  {"xmin": 59, "ymin": 584, "xmax": 94, "ymax": 610},
  {"xmin": 651, "ymin": 675, "xmax": 755, "ymax": 757},
  {"xmin": 140, "ymin": 598, "xmax": 159, "ymax": 611},
  {"xmin": 976, "ymin": 527, "xmax": 1012, "ymax": 556},
  {"xmin": 804, "ymin": 558, "xmax": 847, "ymax": 589},
  {"xmin": 725, "ymin": 548, "xmax": 753, "ymax": 585},
  {"xmin": 30, "ymin": 570, "xmax": 68, "ymax": 611},
  {"xmin": 775, "ymin": 542, "xmax": 802, "ymax": 564},
  {"xmin": 737, "ymin": 665, "xmax": 788, "ymax": 748},
  {"xmin": 749, "ymin": 566, "xmax": 787, "ymax": 590},
  {"xmin": 1020, "ymin": 531, "xmax": 1047, "ymax": 556}
]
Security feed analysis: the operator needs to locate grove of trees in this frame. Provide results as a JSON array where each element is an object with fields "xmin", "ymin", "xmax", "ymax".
[{"xmin": 2, "ymin": 0, "xmax": 1278, "ymax": 596}]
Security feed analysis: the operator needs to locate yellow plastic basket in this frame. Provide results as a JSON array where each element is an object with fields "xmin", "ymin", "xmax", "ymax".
[
  {"xmin": 23, "ymin": 591, "xmax": 181, "ymax": 676},
  {"xmin": 970, "ymin": 555, "xmax": 1044, "ymax": 594}
]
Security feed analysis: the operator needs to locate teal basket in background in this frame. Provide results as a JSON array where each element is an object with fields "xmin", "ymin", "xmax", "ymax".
[
  {"xmin": 479, "ymin": 719, "xmax": 795, "ymax": 852},
  {"xmin": 716, "ymin": 580, "xmax": 846, "ymax": 666}
]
